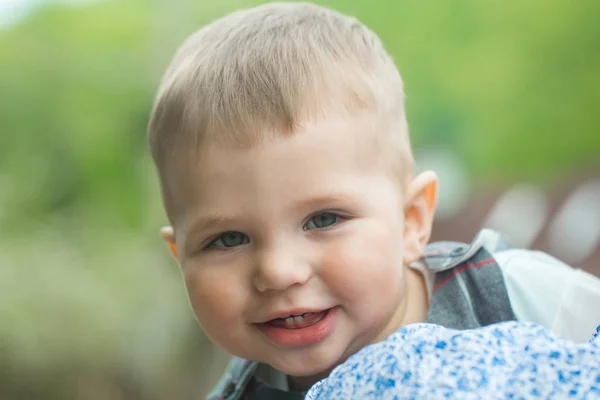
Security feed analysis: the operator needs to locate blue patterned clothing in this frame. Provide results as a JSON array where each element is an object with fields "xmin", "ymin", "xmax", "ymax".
[{"xmin": 305, "ymin": 322, "xmax": 600, "ymax": 400}]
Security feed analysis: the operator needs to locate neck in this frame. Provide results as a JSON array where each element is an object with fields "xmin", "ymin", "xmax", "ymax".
[
  {"xmin": 371, "ymin": 265, "xmax": 429, "ymax": 344},
  {"xmin": 402, "ymin": 266, "xmax": 430, "ymax": 323}
]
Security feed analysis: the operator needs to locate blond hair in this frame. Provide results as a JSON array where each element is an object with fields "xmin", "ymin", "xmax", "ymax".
[{"xmin": 148, "ymin": 2, "xmax": 414, "ymax": 204}]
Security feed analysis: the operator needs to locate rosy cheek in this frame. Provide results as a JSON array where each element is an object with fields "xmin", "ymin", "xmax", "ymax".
[
  {"xmin": 318, "ymin": 226, "xmax": 403, "ymax": 298},
  {"xmin": 183, "ymin": 268, "xmax": 240, "ymax": 324}
]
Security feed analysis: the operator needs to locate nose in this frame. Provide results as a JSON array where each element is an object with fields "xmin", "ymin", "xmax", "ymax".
[{"xmin": 252, "ymin": 242, "xmax": 313, "ymax": 293}]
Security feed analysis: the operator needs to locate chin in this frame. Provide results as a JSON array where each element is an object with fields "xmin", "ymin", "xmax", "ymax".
[{"xmin": 268, "ymin": 351, "xmax": 340, "ymax": 379}]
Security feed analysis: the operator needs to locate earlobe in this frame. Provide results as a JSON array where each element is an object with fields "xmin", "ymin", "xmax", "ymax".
[
  {"xmin": 403, "ymin": 171, "xmax": 439, "ymax": 265},
  {"xmin": 160, "ymin": 226, "xmax": 179, "ymax": 260}
]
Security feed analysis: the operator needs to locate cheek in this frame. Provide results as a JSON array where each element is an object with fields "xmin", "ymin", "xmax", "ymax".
[
  {"xmin": 182, "ymin": 266, "xmax": 245, "ymax": 331},
  {"xmin": 182, "ymin": 264, "xmax": 256, "ymax": 358},
  {"xmin": 320, "ymin": 223, "xmax": 405, "ymax": 300}
]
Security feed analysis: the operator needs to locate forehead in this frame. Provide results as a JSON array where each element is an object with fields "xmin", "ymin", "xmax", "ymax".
[{"xmin": 167, "ymin": 113, "xmax": 397, "ymax": 222}]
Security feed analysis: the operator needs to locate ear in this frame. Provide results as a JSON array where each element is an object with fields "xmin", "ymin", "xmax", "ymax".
[
  {"xmin": 402, "ymin": 171, "xmax": 438, "ymax": 265},
  {"xmin": 160, "ymin": 226, "xmax": 179, "ymax": 261}
]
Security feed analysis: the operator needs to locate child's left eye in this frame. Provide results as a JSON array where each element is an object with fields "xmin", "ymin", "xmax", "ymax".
[
  {"xmin": 206, "ymin": 231, "xmax": 249, "ymax": 249},
  {"xmin": 304, "ymin": 213, "xmax": 339, "ymax": 230}
]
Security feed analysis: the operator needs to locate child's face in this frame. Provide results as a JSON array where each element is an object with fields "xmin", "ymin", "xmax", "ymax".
[{"xmin": 162, "ymin": 113, "xmax": 436, "ymax": 379}]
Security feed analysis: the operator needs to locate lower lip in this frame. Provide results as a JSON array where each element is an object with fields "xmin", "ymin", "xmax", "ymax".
[{"xmin": 258, "ymin": 307, "xmax": 339, "ymax": 347}]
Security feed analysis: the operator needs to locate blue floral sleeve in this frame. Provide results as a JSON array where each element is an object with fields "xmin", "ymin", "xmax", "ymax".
[{"xmin": 306, "ymin": 322, "xmax": 600, "ymax": 399}]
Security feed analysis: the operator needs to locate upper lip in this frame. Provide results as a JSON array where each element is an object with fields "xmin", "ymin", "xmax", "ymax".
[{"xmin": 256, "ymin": 307, "xmax": 332, "ymax": 324}]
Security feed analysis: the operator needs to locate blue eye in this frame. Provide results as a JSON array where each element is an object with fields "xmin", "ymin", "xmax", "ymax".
[
  {"xmin": 305, "ymin": 213, "xmax": 339, "ymax": 230},
  {"xmin": 208, "ymin": 232, "xmax": 249, "ymax": 248}
]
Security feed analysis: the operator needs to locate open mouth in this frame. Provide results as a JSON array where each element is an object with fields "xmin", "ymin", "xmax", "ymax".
[
  {"xmin": 258, "ymin": 307, "xmax": 338, "ymax": 347},
  {"xmin": 266, "ymin": 310, "xmax": 329, "ymax": 329}
]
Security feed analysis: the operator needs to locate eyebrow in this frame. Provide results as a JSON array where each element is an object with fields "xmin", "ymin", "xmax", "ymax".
[
  {"xmin": 290, "ymin": 192, "xmax": 360, "ymax": 213},
  {"xmin": 185, "ymin": 213, "xmax": 232, "ymax": 237}
]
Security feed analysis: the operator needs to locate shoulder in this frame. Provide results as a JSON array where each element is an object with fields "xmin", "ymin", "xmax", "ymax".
[
  {"xmin": 421, "ymin": 229, "xmax": 512, "ymax": 294},
  {"xmin": 421, "ymin": 229, "xmax": 510, "ymax": 272},
  {"xmin": 493, "ymin": 248, "xmax": 577, "ymax": 318},
  {"xmin": 489, "ymin": 246, "xmax": 600, "ymax": 343}
]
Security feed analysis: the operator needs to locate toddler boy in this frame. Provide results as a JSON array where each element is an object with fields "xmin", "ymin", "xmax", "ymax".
[{"xmin": 146, "ymin": 2, "xmax": 600, "ymax": 399}]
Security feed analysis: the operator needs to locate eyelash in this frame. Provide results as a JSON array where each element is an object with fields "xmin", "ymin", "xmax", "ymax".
[
  {"xmin": 303, "ymin": 211, "xmax": 345, "ymax": 231},
  {"xmin": 204, "ymin": 232, "xmax": 248, "ymax": 251},
  {"xmin": 202, "ymin": 211, "xmax": 347, "ymax": 251}
]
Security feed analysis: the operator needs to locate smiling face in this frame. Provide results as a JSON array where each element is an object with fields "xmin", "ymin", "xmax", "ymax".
[{"xmin": 162, "ymin": 112, "xmax": 436, "ymax": 384}]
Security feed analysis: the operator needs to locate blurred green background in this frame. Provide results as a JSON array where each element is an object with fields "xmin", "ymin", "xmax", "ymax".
[{"xmin": 1, "ymin": 0, "xmax": 599, "ymax": 399}]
